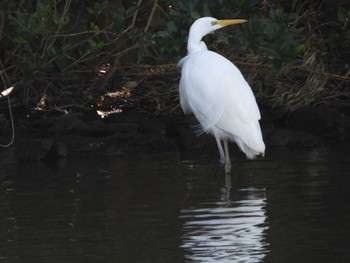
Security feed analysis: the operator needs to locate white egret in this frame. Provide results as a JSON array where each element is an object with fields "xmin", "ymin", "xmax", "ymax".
[{"xmin": 178, "ymin": 17, "xmax": 265, "ymax": 172}]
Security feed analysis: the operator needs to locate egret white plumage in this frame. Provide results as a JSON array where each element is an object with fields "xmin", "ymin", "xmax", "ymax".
[{"xmin": 178, "ymin": 17, "xmax": 265, "ymax": 172}]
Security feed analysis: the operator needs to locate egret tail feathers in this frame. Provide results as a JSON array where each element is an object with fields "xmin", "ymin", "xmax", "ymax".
[{"xmin": 234, "ymin": 136, "xmax": 265, "ymax": 159}]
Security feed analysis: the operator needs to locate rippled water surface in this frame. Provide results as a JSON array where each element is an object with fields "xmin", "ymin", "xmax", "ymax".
[{"xmin": 1, "ymin": 143, "xmax": 350, "ymax": 262}]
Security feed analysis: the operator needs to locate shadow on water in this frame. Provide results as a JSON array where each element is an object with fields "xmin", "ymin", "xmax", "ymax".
[{"xmin": 0, "ymin": 143, "xmax": 350, "ymax": 262}]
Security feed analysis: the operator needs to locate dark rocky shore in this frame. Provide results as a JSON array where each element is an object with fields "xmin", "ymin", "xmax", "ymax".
[{"xmin": 1, "ymin": 104, "xmax": 350, "ymax": 164}]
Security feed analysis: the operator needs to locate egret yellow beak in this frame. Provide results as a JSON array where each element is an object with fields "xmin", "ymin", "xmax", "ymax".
[{"xmin": 212, "ymin": 19, "xmax": 247, "ymax": 26}]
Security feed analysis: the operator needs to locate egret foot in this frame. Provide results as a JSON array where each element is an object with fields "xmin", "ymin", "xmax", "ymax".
[{"xmin": 215, "ymin": 135, "xmax": 226, "ymax": 164}]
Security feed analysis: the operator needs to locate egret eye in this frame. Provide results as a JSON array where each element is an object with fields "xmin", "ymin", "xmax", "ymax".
[{"xmin": 211, "ymin": 21, "xmax": 217, "ymax": 26}]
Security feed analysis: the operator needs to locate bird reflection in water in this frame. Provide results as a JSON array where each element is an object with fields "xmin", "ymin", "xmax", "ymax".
[{"xmin": 180, "ymin": 172, "xmax": 269, "ymax": 262}]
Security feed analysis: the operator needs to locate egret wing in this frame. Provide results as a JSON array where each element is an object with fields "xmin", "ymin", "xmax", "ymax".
[
  {"xmin": 211, "ymin": 54, "xmax": 264, "ymax": 153},
  {"xmin": 180, "ymin": 50, "xmax": 260, "ymax": 130},
  {"xmin": 178, "ymin": 56, "xmax": 193, "ymax": 115}
]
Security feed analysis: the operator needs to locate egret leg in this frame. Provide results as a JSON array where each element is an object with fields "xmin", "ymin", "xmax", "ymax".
[
  {"xmin": 215, "ymin": 135, "xmax": 225, "ymax": 164},
  {"xmin": 223, "ymin": 140, "xmax": 231, "ymax": 173}
]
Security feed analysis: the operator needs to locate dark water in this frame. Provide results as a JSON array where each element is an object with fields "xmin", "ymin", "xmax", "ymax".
[{"xmin": 1, "ymin": 143, "xmax": 350, "ymax": 263}]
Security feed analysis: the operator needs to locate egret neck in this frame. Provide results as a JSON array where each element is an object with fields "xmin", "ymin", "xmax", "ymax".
[{"xmin": 187, "ymin": 35, "xmax": 208, "ymax": 54}]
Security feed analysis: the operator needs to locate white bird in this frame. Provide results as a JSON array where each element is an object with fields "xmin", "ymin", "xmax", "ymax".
[{"xmin": 178, "ymin": 17, "xmax": 265, "ymax": 172}]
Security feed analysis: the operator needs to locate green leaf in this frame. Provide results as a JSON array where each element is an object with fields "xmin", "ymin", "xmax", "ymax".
[
  {"xmin": 169, "ymin": 10, "xmax": 182, "ymax": 17},
  {"xmin": 337, "ymin": 7, "xmax": 347, "ymax": 23},
  {"xmin": 272, "ymin": 59, "xmax": 282, "ymax": 72},
  {"xmin": 37, "ymin": 1, "xmax": 50, "ymax": 15},
  {"xmin": 263, "ymin": 46, "xmax": 280, "ymax": 59},
  {"xmin": 293, "ymin": 44, "xmax": 306, "ymax": 55},
  {"xmin": 126, "ymin": 5, "xmax": 138, "ymax": 17},
  {"xmin": 88, "ymin": 39, "xmax": 104, "ymax": 52},
  {"xmin": 269, "ymin": 9, "xmax": 276, "ymax": 20},
  {"xmin": 166, "ymin": 20, "xmax": 178, "ymax": 32},
  {"xmin": 154, "ymin": 30, "xmax": 172, "ymax": 38},
  {"xmin": 14, "ymin": 36, "xmax": 28, "ymax": 45},
  {"xmin": 137, "ymin": 46, "xmax": 148, "ymax": 60},
  {"xmin": 191, "ymin": 11, "xmax": 200, "ymax": 20}
]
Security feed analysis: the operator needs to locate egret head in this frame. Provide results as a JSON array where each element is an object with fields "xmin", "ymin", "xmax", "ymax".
[
  {"xmin": 187, "ymin": 17, "xmax": 247, "ymax": 53},
  {"xmin": 189, "ymin": 17, "xmax": 247, "ymax": 38}
]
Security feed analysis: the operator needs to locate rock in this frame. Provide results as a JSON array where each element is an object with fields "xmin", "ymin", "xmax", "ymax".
[
  {"xmin": 14, "ymin": 138, "xmax": 69, "ymax": 161},
  {"xmin": 176, "ymin": 116, "xmax": 211, "ymax": 150},
  {"xmin": 269, "ymin": 128, "xmax": 323, "ymax": 148},
  {"xmin": 47, "ymin": 113, "xmax": 88, "ymax": 135},
  {"xmin": 0, "ymin": 146, "xmax": 17, "ymax": 165},
  {"xmin": 106, "ymin": 123, "xmax": 138, "ymax": 139},
  {"xmin": 269, "ymin": 129, "xmax": 291, "ymax": 146},
  {"xmin": 287, "ymin": 105, "xmax": 342, "ymax": 137},
  {"xmin": 50, "ymin": 142, "xmax": 67, "ymax": 158},
  {"xmin": 15, "ymin": 138, "xmax": 53, "ymax": 161}
]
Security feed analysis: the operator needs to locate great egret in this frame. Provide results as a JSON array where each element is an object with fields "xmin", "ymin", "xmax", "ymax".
[{"xmin": 178, "ymin": 17, "xmax": 265, "ymax": 172}]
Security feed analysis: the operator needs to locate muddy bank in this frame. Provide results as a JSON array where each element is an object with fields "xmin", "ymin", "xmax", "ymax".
[{"xmin": 1, "ymin": 104, "xmax": 350, "ymax": 163}]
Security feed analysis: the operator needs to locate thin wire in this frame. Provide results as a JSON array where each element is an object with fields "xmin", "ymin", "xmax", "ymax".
[
  {"xmin": 0, "ymin": 62, "xmax": 15, "ymax": 148},
  {"xmin": 0, "ymin": 57, "xmax": 15, "ymax": 147},
  {"xmin": 0, "ymin": 91, "xmax": 15, "ymax": 147}
]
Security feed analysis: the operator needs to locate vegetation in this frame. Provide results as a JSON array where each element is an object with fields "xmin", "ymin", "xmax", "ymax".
[{"xmin": 0, "ymin": 0, "xmax": 350, "ymax": 118}]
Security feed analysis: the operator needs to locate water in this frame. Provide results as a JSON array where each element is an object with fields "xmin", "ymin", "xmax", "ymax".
[{"xmin": 1, "ymin": 143, "xmax": 350, "ymax": 263}]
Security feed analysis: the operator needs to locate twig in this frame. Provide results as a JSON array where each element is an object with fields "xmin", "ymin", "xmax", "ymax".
[
  {"xmin": 106, "ymin": 43, "xmax": 143, "ymax": 80},
  {"xmin": 235, "ymin": 60, "xmax": 350, "ymax": 81},
  {"xmin": 292, "ymin": 65, "xmax": 350, "ymax": 81},
  {"xmin": 144, "ymin": 0, "xmax": 158, "ymax": 33},
  {"xmin": 123, "ymin": 0, "xmax": 143, "ymax": 34}
]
